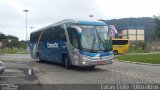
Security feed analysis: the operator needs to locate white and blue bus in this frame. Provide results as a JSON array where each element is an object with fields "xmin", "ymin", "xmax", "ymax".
[{"xmin": 30, "ymin": 19, "xmax": 113, "ymax": 68}]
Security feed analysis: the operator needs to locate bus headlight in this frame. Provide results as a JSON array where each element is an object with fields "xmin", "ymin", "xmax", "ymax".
[{"xmin": 82, "ymin": 61, "xmax": 86, "ymax": 64}]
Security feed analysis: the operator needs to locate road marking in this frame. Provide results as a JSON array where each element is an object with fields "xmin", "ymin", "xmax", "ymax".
[
  {"xmin": 5, "ymin": 69, "xmax": 22, "ymax": 73},
  {"xmin": 0, "ymin": 76, "xmax": 17, "ymax": 78}
]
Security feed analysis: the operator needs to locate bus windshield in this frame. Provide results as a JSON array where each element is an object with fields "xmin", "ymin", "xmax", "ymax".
[{"xmin": 79, "ymin": 25, "xmax": 112, "ymax": 52}]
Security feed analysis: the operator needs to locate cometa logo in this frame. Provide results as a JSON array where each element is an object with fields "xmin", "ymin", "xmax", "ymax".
[{"xmin": 47, "ymin": 42, "xmax": 58, "ymax": 48}]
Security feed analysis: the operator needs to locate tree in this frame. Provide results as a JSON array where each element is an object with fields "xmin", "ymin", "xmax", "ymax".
[
  {"xmin": 0, "ymin": 32, "xmax": 27, "ymax": 49},
  {"xmin": 153, "ymin": 15, "xmax": 160, "ymax": 39},
  {"xmin": 0, "ymin": 33, "xmax": 6, "ymax": 40}
]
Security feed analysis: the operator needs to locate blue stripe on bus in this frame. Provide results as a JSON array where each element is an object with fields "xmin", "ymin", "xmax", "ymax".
[
  {"xmin": 79, "ymin": 50, "xmax": 113, "ymax": 57},
  {"xmin": 78, "ymin": 21, "xmax": 106, "ymax": 26}
]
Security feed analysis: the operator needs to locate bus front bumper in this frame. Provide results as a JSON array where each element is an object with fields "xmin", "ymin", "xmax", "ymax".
[{"xmin": 73, "ymin": 55, "xmax": 114, "ymax": 67}]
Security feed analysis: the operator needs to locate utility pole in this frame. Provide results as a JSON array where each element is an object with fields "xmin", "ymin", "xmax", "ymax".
[
  {"xmin": 23, "ymin": 9, "xmax": 29, "ymax": 50},
  {"xmin": 89, "ymin": 15, "xmax": 94, "ymax": 21}
]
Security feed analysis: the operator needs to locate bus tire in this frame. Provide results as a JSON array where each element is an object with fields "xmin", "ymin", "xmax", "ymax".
[
  {"xmin": 37, "ymin": 54, "xmax": 42, "ymax": 63},
  {"xmin": 90, "ymin": 66, "xmax": 95, "ymax": 69},
  {"xmin": 113, "ymin": 50, "xmax": 118, "ymax": 55},
  {"xmin": 63, "ymin": 55, "xmax": 71, "ymax": 69}
]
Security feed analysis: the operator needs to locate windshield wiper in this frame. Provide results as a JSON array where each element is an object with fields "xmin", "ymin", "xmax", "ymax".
[{"xmin": 81, "ymin": 48, "xmax": 92, "ymax": 52}]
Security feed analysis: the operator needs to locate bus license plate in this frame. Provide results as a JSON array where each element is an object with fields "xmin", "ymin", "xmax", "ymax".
[{"xmin": 98, "ymin": 61, "xmax": 105, "ymax": 64}]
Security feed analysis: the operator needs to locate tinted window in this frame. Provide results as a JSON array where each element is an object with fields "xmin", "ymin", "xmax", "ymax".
[
  {"xmin": 112, "ymin": 40, "xmax": 128, "ymax": 45},
  {"xmin": 57, "ymin": 25, "xmax": 66, "ymax": 41},
  {"xmin": 40, "ymin": 25, "xmax": 66, "ymax": 41},
  {"xmin": 30, "ymin": 30, "xmax": 43, "ymax": 42},
  {"xmin": 67, "ymin": 27, "xmax": 79, "ymax": 48}
]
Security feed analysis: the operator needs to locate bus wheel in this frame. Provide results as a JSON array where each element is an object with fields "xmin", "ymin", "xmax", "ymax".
[
  {"xmin": 64, "ymin": 56, "xmax": 71, "ymax": 69},
  {"xmin": 113, "ymin": 50, "xmax": 118, "ymax": 55},
  {"xmin": 90, "ymin": 66, "xmax": 95, "ymax": 69},
  {"xmin": 37, "ymin": 54, "xmax": 42, "ymax": 63}
]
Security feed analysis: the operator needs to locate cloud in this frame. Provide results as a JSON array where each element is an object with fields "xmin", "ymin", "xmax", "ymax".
[
  {"xmin": 0, "ymin": 0, "xmax": 160, "ymax": 40},
  {"xmin": 0, "ymin": 0, "xmax": 100, "ymax": 40}
]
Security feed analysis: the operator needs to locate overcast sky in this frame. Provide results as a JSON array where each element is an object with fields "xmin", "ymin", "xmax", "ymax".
[{"xmin": 0, "ymin": 0, "xmax": 160, "ymax": 40}]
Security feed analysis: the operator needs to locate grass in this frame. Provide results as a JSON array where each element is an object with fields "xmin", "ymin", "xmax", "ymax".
[
  {"xmin": 116, "ymin": 54, "xmax": 160, "ymax": 64},
  {"xmin": 0, "ymin": 48, "xmax": 29, "ymax": 54},
  {"xmin": 128, "ymin": 48, "xmax": 149, "ymax": 53}
]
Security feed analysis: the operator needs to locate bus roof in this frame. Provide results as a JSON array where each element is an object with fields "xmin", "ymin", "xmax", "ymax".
[{"xmin": 31, "ymin": 19, "xmax": 107, "ymax": 34}]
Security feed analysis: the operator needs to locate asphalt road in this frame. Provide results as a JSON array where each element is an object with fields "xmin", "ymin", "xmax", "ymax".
[{"xmin": 0, "ymin": 54, "xmax": 160, "ymax": 90}]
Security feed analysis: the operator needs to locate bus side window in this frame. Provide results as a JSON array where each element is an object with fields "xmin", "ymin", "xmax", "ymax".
[
  {"xmin": 67, "ymin": 27, "xmax": 78, "ymax": 48},
  {"xmin": 60, "ymin": 33, "xmax": 66, "ymax": 41},
  {"xmin": 40, "ymin": 30, "xmax": 47, "ymax": 41},
  {"xmin": 59, "ymin": 26, "xmax": 67, "ymax": 41},
  {"xmin": 40, "ymin": 26, "xmax": 66, "ymax": 41},
  {"xmin": 112, "ymin": 40, "xmax": 128, "ymax": 45},
  {"xmin": 31, "ymin": 31, "xmax": 43, "ymax": 42},
  {"xmin": 45, "ymin": 27, "xmax": 59, "ymax": 40}
]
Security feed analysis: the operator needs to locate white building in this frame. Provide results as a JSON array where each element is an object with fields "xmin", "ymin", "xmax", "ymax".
[{"xmin": 118, "ymin": 26, "xmax": 145, "ymax": 41}]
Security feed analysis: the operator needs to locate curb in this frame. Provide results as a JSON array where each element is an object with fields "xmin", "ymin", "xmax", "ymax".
[{"xmin": 114, "ymin": 59, "xmax": 160, "ymax": 66}]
